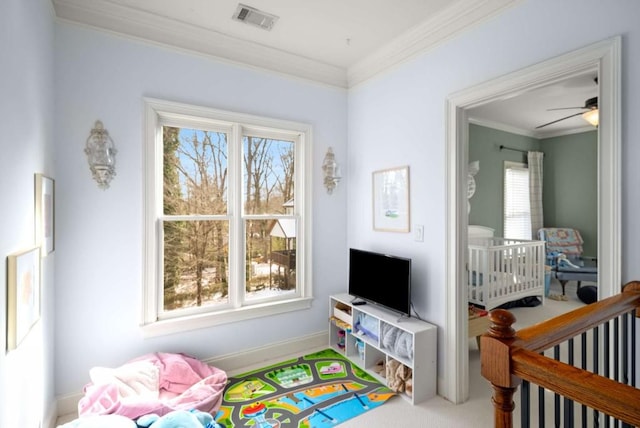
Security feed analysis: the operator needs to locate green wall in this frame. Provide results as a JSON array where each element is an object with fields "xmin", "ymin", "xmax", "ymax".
[
  {"xmin": 468, "ymin": 124, "xmax": 539, "ymax": 236},
  {"xmin": 468, "ymin": 124, "xmax": 597, "ymax": 256},
  {"xmin": 541, "ymin": 131, "xmax": 598, "ymax": 256}
]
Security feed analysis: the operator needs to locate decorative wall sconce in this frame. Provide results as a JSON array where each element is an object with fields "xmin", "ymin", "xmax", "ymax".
[
  {"xmin": 85, "ymin": 120, "xmax": 117, "ymax": 189},
  {"xmin": 322, "ymin": 147, "xmax": 341, "ymax": 194}
]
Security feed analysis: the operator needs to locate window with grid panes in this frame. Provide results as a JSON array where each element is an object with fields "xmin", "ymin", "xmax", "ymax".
[{"xmin": 142, "ymin": 99, "xmax": 312, "ymax": 336}]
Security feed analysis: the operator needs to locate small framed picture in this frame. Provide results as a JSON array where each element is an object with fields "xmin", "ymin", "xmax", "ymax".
[
  {"xmin": 372, "ymin": 166, "xmax": 410, "ymax": 232},
  {"xmin": 6, "ymin": 247, "xmax": 41, "ymax": 350},
  {"xmin": 35, "ymin": 173, "xmax": 55, "ymax": 256}
]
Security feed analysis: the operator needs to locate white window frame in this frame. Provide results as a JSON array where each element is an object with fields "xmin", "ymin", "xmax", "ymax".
[
  {"xmin": 142, "ymin": 98, "xmax": 313, "ymax": 337},
  {"xmin": 503, "ymin": 161, "xmax": 531, "ymax": 240}
]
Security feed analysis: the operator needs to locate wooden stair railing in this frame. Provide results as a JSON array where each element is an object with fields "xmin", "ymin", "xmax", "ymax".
[{"xmin": 481, "ymin": 281, "xmax": 640, "ymax": 428}]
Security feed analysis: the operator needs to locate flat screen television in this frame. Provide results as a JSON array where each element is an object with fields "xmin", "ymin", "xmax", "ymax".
[{"xmin": 348, "ymin": 248, "xmax": 412, "ymax": 317}]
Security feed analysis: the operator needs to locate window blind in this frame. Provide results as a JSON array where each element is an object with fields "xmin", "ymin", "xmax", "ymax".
[{"xmin": 503, "ymin": 163, "xmax": 531, "ymax": 240}]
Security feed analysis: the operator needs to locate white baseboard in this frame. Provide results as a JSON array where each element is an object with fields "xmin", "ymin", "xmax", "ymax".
[
  {"xmin": 56, "ymin": 392, "xmax": 83, "ymax": 422},
  {"xmin": 44, "ymin": 400, "xmax": 58, "ymax": 428},
  {"xmin": 54, "ymin": 330, "xmax": 328, "ymax": 422},
  {"xmin": 203, "ymin": 330, "xmax": 327, "ymax": 375}
]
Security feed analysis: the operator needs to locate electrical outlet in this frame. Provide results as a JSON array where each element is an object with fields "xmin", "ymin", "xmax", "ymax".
[{"xmin": 414, "ymin": 224, "xmax": 424, "ymax": 242}]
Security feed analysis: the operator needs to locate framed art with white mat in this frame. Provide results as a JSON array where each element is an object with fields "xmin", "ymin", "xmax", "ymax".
[
  {"xmin": 372, "ymin": 166, "xmax": 410, "ymax": 232},
  {"xmin": 6, "ymin": 247, "xmax": 41, "ymax": 350}
]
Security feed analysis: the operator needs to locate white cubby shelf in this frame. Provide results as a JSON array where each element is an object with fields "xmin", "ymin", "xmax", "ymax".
[{"xmin": 328, "ymin": 293, "xmax": 437, "ymax": 404}]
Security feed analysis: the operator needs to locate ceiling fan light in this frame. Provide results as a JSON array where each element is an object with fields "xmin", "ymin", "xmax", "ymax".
[{"xmin": 582, "ymin": 109, "xmax": 599, "ymax": 127}]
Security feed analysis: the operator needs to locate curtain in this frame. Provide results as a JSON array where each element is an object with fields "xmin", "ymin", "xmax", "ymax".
[{"xmin": 528, "ymin": 151, "xmax": 544, "ymax": 239}]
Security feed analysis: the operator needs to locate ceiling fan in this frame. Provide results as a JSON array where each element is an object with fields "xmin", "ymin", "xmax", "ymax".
[{"xmin": 535, "ymin": 96, "xmax": 599, "ymax": 129}]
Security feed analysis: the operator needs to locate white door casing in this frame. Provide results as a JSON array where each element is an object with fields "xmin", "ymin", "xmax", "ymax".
[{"xmin": 443, "ymin": 36, "xmax": 621, "ymax": 404}]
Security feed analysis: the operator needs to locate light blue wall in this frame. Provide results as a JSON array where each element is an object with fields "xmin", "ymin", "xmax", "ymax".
[
  {"xmin": 348, "ymin": 0, "xmax": 640, "ymax": 390},
  {"xmin": 0, "ymin": 0, "xmax": 56, "ymax": 426},
  {"xmin": 53, "ymin": 23, "xmax": 349, "ymax": 397}
]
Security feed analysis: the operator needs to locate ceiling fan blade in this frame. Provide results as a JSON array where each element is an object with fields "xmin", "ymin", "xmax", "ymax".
[
  {"xmin": 547, "ymin": 106, "xmax": 588, "ymax": 111},
  {"xmin": 535, "ymin": 111, "xmax": 585, "ymax": 129}
]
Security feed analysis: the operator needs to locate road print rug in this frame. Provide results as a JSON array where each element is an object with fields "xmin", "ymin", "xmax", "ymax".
[{"xmin": 214, "ymin": 348, "xmax": 396, "ymax": 428}]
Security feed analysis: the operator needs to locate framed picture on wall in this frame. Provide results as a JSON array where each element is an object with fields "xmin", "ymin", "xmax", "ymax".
[
  {"xmin": 35, "ymin": 173, "xmax": 55, "ymax": 256},
  {"xmin": 372, "ymin": 165, "xmax": 410, "ymax": 232},
  {"xmin": 6, "ymin": 247, "xmax": 41, "ymax": 350}
]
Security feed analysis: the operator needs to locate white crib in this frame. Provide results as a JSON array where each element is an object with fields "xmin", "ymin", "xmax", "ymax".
[{"xmin": 468, "ymin": 237, "xmax": 545, "ymax": 310}]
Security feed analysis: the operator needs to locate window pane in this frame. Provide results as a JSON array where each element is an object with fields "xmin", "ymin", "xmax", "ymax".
[
  {"xmin": 163, "ymin": 220, "xmax": 229, "ymax": 311},
  {"xmin": 504, "ymin": 166, "xmax": 531, "ymax": 240},
  {"xmin": 163, "ymin": 126, "xmax": 228, "ymax": 215},
  {"xmin": 245, "ymin": 219, "xmax": 296, "ymax": 301},
  {"xmin": 242, "ymin": 136, "xmax": 295, "ymax": 215}
]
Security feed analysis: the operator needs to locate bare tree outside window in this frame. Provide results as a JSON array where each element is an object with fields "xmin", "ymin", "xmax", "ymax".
[
  {"xmin": 243, "ymin": 136, "xmax": 296, "ymax": 299},
  {"xmin": 162, "ymin": 127, "xmax": 229, "ymax": 311},
  {"xmin": 161, "ymin": 128, "xmax": 296, "ymax": 312}
]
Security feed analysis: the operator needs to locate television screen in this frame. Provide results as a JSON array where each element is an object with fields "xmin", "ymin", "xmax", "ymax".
[{"xmin": 348, "ymin": 248, "xmax": 412, "ymax": 316}]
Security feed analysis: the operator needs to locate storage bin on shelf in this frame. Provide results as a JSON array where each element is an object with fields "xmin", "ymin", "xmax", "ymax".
[
  {"xmin": 333, "ymin": 302, "xmax": 353, "ymax": 325},
  {"xmin": 354, "ymin": 312, "xmax": 379, "ymax": 344},
  {"xmin": 379, "ymin": 322, "xmax": 414, "ymax": 365}
]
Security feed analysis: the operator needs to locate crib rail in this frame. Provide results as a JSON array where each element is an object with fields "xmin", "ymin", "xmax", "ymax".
[
  {"xmin": 468, "ymin": 237, "xmax": 545, "ymax": 311},
  {"xmin": 481, "ymin": 281, "xmax": 640, "ymax": 428}
]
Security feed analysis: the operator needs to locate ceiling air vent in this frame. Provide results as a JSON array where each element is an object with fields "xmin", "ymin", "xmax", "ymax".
[{"xmin": 232, "ymin": 4, "xmax": 279, "ymax": 31}]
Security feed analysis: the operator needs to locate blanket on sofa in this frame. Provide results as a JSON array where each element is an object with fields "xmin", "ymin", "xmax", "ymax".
[{"xmin": 78, "ymin": 352, "xmax": 227, "ymax": 419}]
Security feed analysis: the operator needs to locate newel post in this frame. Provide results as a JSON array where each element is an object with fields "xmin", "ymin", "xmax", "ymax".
[
  {"xmin": 480, "ymin": 309, "xmax": 521, "ymax": 428},
  {"xmin": 623, "ymin": 281, "xmax": 640, "ymax": 317}
]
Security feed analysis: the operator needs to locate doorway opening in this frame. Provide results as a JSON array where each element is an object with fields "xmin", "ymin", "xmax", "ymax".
[{"xmin": 443, "ymin": 37, "xmax": 621, "ymax": 404}]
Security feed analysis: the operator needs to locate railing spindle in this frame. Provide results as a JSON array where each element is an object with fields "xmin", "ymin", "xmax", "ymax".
[
  {"xmin": 632, "ymin": 309, "xmax": 636, "ymax": 388},
  {"xmin": 593, "ymin": 324, "xmax": 600, "ymax": 427},
  {"xmin": 521, "ymin": 380, "xmax": 530, "ymax": 428},
  {"xmin": 622, "ymin": 313, "xmax": 628, "ymax": 386},
  {"xmin": 605, "ymin": 321, "xmax": 610, "ymax": 428},
  {"xmin": 554, "ymin": 344, "xmax": 560, "ymax": 428},
  {"xmin": 579, "ymin": 332, "xmax": 587, "ymax": 427},
  {"xmin": 565, "ymin": 338, "xmax": 575, "ymax": 426},
  {"xmin": 538, "ymin": 385, "xmax": 545, "ymax": 428}
]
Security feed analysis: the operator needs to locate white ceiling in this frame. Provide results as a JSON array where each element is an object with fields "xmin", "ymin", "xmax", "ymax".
[
  {"xmin": 51, "ymin": 0, "xmax": 598, "ymax": 137},
  {"xmin": 106, "ymin": 0, "xmax": 448, "ymax": 69},
  {"xmin": 52, "ymin": 0, "xmax": 519, "ymax": 87},
  {"xmin": 469, "ymin": 70, "xmax": 599, "ymax": 138}
]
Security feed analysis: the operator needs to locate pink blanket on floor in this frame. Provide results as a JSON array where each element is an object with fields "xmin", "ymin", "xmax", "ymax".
[{"xmin": 78, "ymin": 352, "xmax": 227, "ymax": 419}]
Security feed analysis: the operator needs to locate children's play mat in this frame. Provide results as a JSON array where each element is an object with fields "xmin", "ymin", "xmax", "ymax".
[{"xmin": 214, "ymin": 348, "xmax": 396, "ymax": 428}]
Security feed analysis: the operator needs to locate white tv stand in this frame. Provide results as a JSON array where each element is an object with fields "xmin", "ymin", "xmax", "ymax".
[{"xmin": 329, "ymin": 293, "xmax": 437, "ymax": 404}]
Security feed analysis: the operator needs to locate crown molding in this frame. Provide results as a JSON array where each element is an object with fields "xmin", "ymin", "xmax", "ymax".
[
  {"xmin": 52, "ymin": 0, "xmax": 520, "ymax": 89},
  {"xmin": 52, "ymin": 0, "xmax": 348, "ymax": 88},
  {"xmin": 469, "ymin": 116, "xmax": 596, "ymax": 140},
  {"xmin": 468, "ymin": 117, "xmax": 537, "ymax": 138},
  {"xmin": 347, "ymin": 0, "xmax": 522, "ymax": 87},
  {"xmin": 535, "ymin": 125, "xmax": 596, "ymax": 139}
]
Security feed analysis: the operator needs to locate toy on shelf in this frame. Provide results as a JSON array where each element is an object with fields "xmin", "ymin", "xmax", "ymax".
[{"xmin": 337, "ymin": 329, "xmax": 346, "ymax": 349}]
